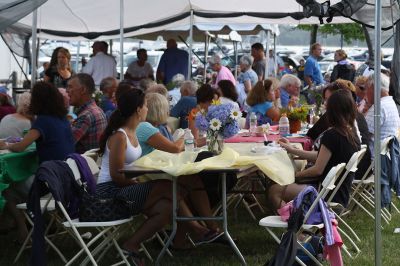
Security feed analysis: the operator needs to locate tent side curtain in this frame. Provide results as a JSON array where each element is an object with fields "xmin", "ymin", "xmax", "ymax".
[
  {"xmin": 1, "ymin": 23, "xmax": 31, "ymax": 59},
  {"xmin": 0, "ymin": 0, "xmax": 48, "ymax": 32}
]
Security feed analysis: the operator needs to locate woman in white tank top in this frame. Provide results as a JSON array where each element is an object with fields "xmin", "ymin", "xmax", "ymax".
[{"xmin": 96, "ymin": 89, "xmax": 218, "ymax": 263}]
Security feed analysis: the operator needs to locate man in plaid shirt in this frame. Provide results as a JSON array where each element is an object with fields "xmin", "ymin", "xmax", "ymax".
[{"xmin": 67, "ymin": 73, "xmax": 107, "ymax": 153}]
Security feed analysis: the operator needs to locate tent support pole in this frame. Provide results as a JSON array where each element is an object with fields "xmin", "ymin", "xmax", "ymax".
[
  {"xmin": 234, "ymin": 41, "xmax": 238, "ymax": 80},
  {"xmin": 264, "ymin": 30, "xmax": 270, "ymax": 79},
  {"xmin": 273, "ymin": 34, "xmax": 277, "ymax": 77},
  {"xmin": 119, "ymin": 0, "xmax": 124, "ymax": 81},
  {"xmin": 204, "ymin": 34, "xmax": 209, "ymax": 83},
  {"xmin": 188, "ymin": 9, "xmax": 194, "ymax": 80},
  {"xmin": 373, "ymin": 0, "xmax": 382, "ymax": 266},
  {"xmin": 31, "ymin": 8, "xmax": 38, "ymax": 87},
  {"xmin": 75, "ymin": 41, "xmax": 81, "ymax": 73}
]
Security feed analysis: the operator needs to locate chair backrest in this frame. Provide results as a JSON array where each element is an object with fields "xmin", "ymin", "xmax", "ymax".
[
  {"xmin": 303, "ymin": 163, "xmax": 346, "ymax": 223},
  {"xmin": 81, "ymin": 155, "xmax": 100, "ymax": 176},
  {"xmin": 326, "ymin": 149, "xmax": 366, "ymax": 204}
]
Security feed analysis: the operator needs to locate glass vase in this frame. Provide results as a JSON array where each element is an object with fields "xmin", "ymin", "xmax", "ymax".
[{"xmin": 207, "ymin": 134, "xmax": 224, "ymax": 155}]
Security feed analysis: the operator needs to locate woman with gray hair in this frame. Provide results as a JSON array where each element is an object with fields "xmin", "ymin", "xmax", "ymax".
[
  {"xmin": 0, "ymin": 92, "xmax": 32, "ymax": 138},
  {"xmin": 236, "ymin": 54, "xmax": 258, "ymax": 108},
  {"xmin": 238, "ymin": 55, "xmax": 258, "ymax": 91}
]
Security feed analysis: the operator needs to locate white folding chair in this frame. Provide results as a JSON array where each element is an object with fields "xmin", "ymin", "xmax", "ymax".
[
  {"xmin": 259, "ymin": 163, "xmax": 346, "ymax": 266},
  {"xmin": 83, "ymin": 148, "xmax": 102, "ymax": 168},
  {"xmin": 350, "ymin": 137, "xmax": 395, "ymax": 225},
  {"xmin": 325, "ymin": 147, "xmax": 367, "ymax": 258}
]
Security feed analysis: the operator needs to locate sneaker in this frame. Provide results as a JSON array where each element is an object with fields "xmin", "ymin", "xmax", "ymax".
[{"xmin": 194, "ymin": 230, "xmax": 224, "ymax": 246}]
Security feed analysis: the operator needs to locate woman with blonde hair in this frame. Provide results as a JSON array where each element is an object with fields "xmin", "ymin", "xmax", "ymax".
[
  {"xmin": 246, "ymin": 79, "xmax": 280, "ymax": 125},
  {"xmin": 44, "ymin": 47, "xmax": 74, "ymax": 88},
  {"xmin": 0, "ymin": 92, "xmax": 32, "ymax": 138},
  {"xmin": 136, "ymin": 92, "xmax": 222, "ymax": 247}
]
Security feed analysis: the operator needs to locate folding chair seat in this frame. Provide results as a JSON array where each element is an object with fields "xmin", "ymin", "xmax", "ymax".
[{"xmin": 259, "ymin": 163, "xmax": 346, "ymax": 266}]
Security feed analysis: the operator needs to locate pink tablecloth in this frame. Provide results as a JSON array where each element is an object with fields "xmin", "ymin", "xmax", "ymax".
[{"xmin": 225, "ymin": 133, "xmax": 313, "ymax": 151}]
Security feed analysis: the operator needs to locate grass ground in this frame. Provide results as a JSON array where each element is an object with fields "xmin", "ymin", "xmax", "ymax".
[{"xmin": 1, "ymin": 197, "xmax": 400, "ymax": 266}]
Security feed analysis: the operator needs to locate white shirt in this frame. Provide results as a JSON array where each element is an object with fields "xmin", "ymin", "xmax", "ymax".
[
  {"xmin": 220, "ymin": 96, "xmax": 240, "ymax": 110},
  {"xmin": 168, "ymin": 87, "xmax": 181, "ymax": 108},
  {"xmin": 365, "ymin": 96, "xmax": 400, "ymax": 156},
  {"xmin": 82, "ymin": 52, "xmax": 117, "ymax": 86},
  {"xmin": 126, "ymin": 61, "xmax": 154, "ymax": 87},
  {"xmin": 97, "ymin": 128, "xmax": 142, "ymax": 184}
]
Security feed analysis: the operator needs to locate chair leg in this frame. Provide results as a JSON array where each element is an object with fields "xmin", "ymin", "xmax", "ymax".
[{"xmin": 334, "ymin": 212, "xmax": 361, "ymax": 242}]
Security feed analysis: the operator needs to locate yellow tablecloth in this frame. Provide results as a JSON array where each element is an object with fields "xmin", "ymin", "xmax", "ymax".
[{"xmin": 132, "ymin": 143, "xmax": 295, "ymax": 185}]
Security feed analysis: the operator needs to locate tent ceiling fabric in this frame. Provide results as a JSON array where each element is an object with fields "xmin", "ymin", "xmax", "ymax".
[{"xmin": 14, "ymin": 0, "xmax": 354, "ymax": 40}]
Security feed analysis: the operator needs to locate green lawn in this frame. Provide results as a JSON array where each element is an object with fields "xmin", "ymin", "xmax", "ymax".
[{"xmin": 1, "ymin": 198, "xmax": 400, "ymax": 266}]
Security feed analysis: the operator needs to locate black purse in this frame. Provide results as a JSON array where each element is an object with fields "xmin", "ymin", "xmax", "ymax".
[{"xmin": 79, "ymin": 187, "xmax": 133, "ymax": 222}]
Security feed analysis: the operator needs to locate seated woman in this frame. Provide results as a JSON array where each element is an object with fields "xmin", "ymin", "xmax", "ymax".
[
  {"xmin": 0, "ymin": 81, "xmax": 75, "ymax": 244},
  {"xmin": 270, "ymin": 89, "xmax": 361, "ymax": 211},
  {"xmin": 0, "ymin": 92, "xmax": 32, "ymax": 138},
  {"xmin": 188, "ymin": 84, "xmax": 215, "ymax": 146},
  {"xmin": 97, "ymin": 89, "xmax": 219, "ymax": 261},
  {"xmin": 305, "ymin": 79, "xmax": 371, "ymax": 180},
  {"xmin": 136, "ymin": 91, "xmax": 221, "ymax": 241},
  {"xmin": 217, "ymin": 80, "xmax": 240, "ymax": 110},
  {"xmin": 246, "ymin": 80, "xmax": 280, "ymax": 126},
  {"xmin": 145, "ymin": 93, "xmax": 173, "ymax": 141}
]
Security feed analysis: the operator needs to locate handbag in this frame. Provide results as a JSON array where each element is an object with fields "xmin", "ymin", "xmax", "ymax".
[{"xmin": 79, "ymin": 187, "xmax": 133, "ymax": 222}]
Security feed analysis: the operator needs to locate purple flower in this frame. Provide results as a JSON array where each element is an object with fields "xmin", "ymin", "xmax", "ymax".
[
  {"xmin": 195, "ymin": 104, "xmax": 240, "ymax": 139},
  {"xmin": 195, "ymin": 113, "xmax": 209, "ymax": 131},
  {"xmin": 222, "ymin": 122, "xmax": 240, "ymax": 138}
]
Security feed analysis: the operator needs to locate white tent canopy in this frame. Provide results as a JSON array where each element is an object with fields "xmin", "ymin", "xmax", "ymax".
[{"xmin": 13, "ymin": 0, "xmax": 354, "ymax": 40}]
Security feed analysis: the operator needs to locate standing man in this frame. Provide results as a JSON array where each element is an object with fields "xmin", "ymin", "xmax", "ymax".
[
  {"xmin": 82, "ymin": 41, "xmax": 117, "ymax": 87},
  {"xmin": 156, "ymin": 39, "xmax": 188, "ymax": 85},
  {"xmin": 124, "ymin": 48, "xmax": 154, "ymax": 87},
  {"xmin": 251, "ymin": 43, "xmax": 266, "ymax": 81},
  {"xmin": 304, "ymin": 43, "xmax": 324, "ymax": 87},
  {"xmin": 67, "ymin": 73, "xmax": 107, "ymax": 153},
  {"xmin": 208, "ymin": 55, "xmax": 236, "ymax": 88}
]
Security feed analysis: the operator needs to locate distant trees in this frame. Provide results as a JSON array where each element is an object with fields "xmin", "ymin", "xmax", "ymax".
[{"xmin": 297, "ymin": 23, "xmax": 366, "ymax": 51}]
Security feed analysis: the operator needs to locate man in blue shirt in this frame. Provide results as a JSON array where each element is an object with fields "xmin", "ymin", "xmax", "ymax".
[
  {"xmin": 156, "ymin": 39, "xmax": 189, "ymax": 85},
  {"xmin": 170, "ymin": 80, "xmax": 198, "ymax": 128},
  {"xmin": 304, "ymin": 43, "xmax": 324, "ymax": 87}
]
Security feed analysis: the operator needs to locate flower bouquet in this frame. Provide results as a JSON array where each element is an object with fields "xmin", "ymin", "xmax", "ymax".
[
  {"xmin": 195, "ymin": 104, "xmax": 241, "ymax": 154},
  {"xmin": 281, "ymin": 106, "xmax": 309, "ymax": 133}
]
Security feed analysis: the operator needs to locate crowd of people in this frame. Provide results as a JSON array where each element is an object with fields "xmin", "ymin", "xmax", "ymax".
[{"xmin": 0, "ymin": 38, "xmax": 399, "ymax": 264}]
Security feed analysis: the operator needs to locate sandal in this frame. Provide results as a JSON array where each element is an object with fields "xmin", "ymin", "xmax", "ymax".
[
  {"xmin": 194, "ymin": 230, "xmax": 224, "ymax": 246},
  {"xmin": 122, "ymin": 249, "xmax": 145, "ymax": 266}
]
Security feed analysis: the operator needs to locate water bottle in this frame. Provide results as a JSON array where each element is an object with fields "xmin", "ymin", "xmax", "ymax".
[
  {"xmin": 249, "ymin": 112, "xmax": 257, "ymax": 136},
  {"xmin": 184, "ymin": 128, "xmax": 195, "ymax": 152},
  {"xmin": 279, "ymin": 113, "xmax": 290, "ymax": 136}
]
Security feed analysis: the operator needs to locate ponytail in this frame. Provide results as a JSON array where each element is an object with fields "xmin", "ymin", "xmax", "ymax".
[{"xmin": 98, "ymin": 110, "xmax": 127, "ymax": 156}]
